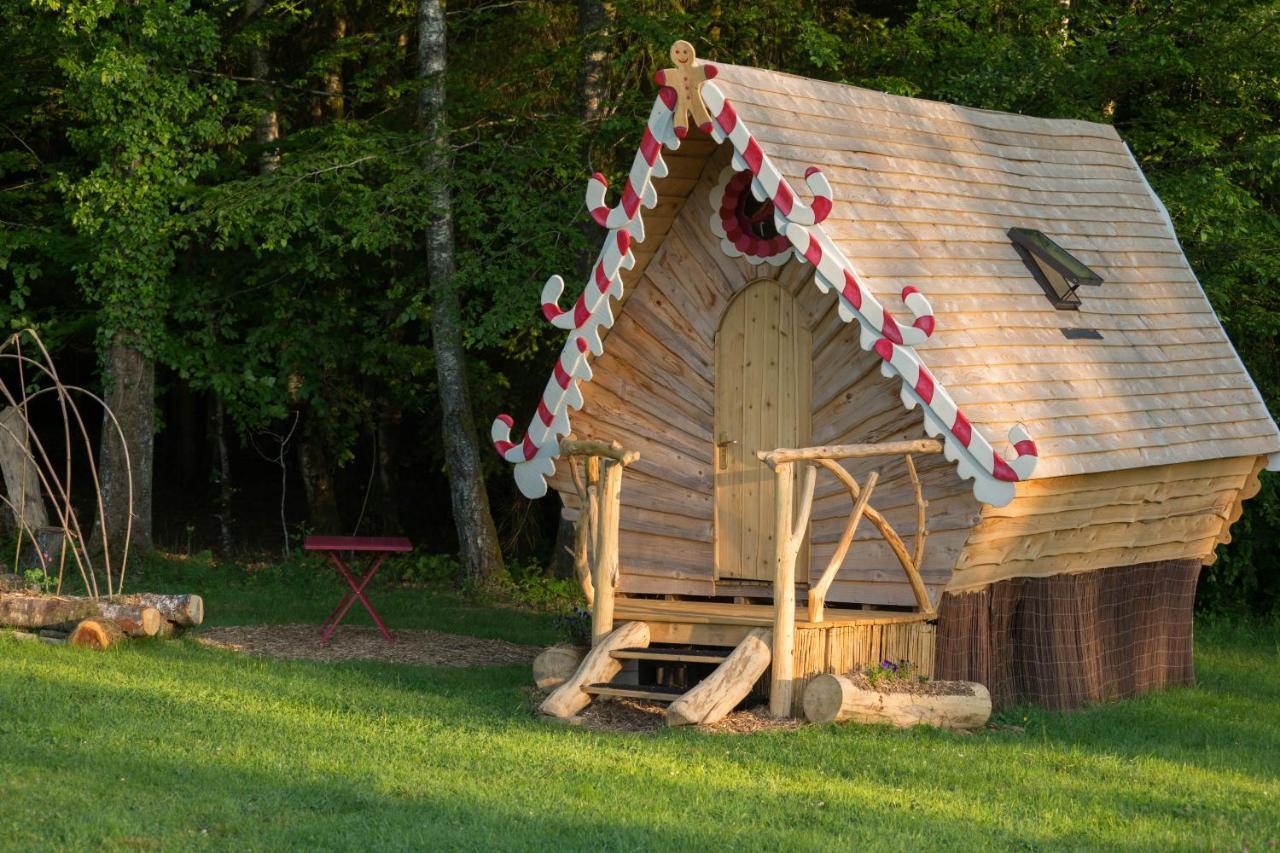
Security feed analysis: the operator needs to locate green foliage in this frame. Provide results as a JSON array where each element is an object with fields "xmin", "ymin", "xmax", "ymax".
[
  {"xmin": 863, "ymin": 658, "xmax": 925, "ymax": 689},
  {"xmin": 21, "ymin": 568, "xmax": 56, "ymax": 594},
  {"xmin": 48, "ymin": 0, "xmax": 242, "ymax": 349},
  {"xmin": 3, "ymin": 0, "xmax": 1279, "ymax": 608}
]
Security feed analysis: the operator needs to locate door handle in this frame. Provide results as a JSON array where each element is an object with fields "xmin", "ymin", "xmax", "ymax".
[{"xmin": 716, "ymin": 434, "xmax": 738, "ymax": 470}]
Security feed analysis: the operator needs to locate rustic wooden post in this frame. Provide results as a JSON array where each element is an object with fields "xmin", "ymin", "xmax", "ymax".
[
  {"xmin": 770, "ymin": 461, "xmax": 797, "ymax": 716},
  {"xmin": 569, "ymin": 456, "xmax": 599, "ymax": 606},
  {"xmin": 591, "ymin": 458, "xmax": 623, "ymax": 645},
  {"xmin": 807, "ymin": 469, "xmax": 878, "ymax": 623}
]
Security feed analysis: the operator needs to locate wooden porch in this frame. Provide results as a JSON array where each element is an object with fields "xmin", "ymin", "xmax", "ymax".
[
  {"xmin": 613, "ymin": 596, "xmax": 926, "ymax": 645},
  {"xmin": 546, "ymin": 436, "xmax": 942, "ymax": 721}
]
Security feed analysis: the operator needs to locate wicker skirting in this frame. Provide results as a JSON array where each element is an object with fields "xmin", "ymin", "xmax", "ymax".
[{"xmin": 935, "ymin": 560, "xmax": 1200, "ymax": 711}]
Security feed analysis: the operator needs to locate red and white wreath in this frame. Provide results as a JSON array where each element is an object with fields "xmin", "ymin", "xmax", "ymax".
[{"xmin": 709, "ymin": 166, "xmax": 793, "ymax": 265}]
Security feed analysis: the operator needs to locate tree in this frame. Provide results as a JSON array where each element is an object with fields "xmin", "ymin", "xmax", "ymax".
[
  {"xmin": 417, "ymin": 0, "xmax": 506, "ymax": 592},
  {"xmin": 48, "ymin": 0, "xmax": 240, "ymax": 561}
]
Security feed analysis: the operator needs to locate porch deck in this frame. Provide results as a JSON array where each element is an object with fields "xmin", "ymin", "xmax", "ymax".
[
  {"xmin": 613, "ymin": 595, "xmax": 930, "ymax": 649},
  {"xmin": 614, "ymin": 597, "xmax": 927, "ymax": 629}
]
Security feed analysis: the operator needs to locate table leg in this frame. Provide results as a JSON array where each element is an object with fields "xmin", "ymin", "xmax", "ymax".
[{"xmin": 321, "ymin": 552, "xmax": 395, "ymax": 645}]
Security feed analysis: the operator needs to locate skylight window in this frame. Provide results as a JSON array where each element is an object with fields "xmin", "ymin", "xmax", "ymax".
[{"xmin": 1008, "ymin": 227, "xmax": 1104, "ymax": 310}]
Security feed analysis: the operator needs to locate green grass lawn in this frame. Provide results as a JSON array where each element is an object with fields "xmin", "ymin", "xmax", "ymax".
[{"xmin": 1, "ymin": 559, "xmax": 1278, "ymax": 850}]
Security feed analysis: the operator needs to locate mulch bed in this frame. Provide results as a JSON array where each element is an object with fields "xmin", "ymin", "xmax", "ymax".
[
  {"xmin": 197, "ymin": 624, "xmax": 541, "ymax": 667},
  {"xmin": 844, "ymin": 673, "xmax": 979, "ymax": 697},
  {"xmin": 547, "ymin": 694, "xmax": 804, "ymax": 735}
]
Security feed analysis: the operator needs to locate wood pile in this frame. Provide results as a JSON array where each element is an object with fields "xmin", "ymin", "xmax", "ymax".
[{"xmin": 0, "ymin": 574, "xmax": 203, "ymax": 649}]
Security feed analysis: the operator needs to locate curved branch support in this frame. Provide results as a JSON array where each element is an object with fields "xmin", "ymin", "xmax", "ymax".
[
  {"xmin": 816, "ymin": 458, "xmax": 935, "ymax": 617},
  {"xmin": 905, "ymin": 453, "xmax": 927, "ymax": 570}
]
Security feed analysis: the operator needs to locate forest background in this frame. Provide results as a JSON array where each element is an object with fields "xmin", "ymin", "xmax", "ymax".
[{"xmin": 2, "ymin": 0, "xmax": 1277, "ymax": 614}]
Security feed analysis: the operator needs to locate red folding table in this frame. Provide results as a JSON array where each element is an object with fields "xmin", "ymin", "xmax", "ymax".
[{"xmin": 304, "ymin": 535, "xmax": 413, "ymax": 645}]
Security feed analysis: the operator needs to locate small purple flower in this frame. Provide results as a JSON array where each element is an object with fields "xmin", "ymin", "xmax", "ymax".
[{"xmin": 880, "ymin": 659, "xmax": 898, "ymax": 673}]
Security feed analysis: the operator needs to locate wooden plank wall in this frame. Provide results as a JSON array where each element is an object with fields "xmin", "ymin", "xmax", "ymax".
[
  {"xmin": 949, "ymin": 455, "xmax": 1265, "ymax": 592},
  {"xmin": 550, "ymin": 146, "xmax": 983, "ymax": 606},
  {"xmin": 806, "ymin": 315, "xmax": 983, "ymax": 607}
]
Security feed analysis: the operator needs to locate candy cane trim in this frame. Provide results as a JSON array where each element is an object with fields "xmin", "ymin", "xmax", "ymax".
[
  {"xmin": 702, "ymin": 81, "xmax": 1037, "ymax": 506},
  {"xmin": 491, "ymin": 91, "xmax": 681, "ymax": 498}
]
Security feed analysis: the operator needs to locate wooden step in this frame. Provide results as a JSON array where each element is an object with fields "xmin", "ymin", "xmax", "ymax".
[
  {"xmin": 610, "ymin": 646, "xmax": 730, "ymax": 665},
  {"xmin": 583, "ymin": 683, "xmax": 685, "ymax": 703}
]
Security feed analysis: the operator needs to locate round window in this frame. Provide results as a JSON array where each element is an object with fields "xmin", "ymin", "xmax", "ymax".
[{"xmin": 710, "ymin": 168, "xmax": 792, "ymax": 264}]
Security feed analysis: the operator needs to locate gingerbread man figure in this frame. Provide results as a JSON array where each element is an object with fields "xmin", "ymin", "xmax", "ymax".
[{"xmin": 654, "ymin": 40, "xmax": 718, "ymax": 138}]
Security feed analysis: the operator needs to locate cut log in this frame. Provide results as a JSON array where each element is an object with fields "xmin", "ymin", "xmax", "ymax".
[
  {"xmin": 93, "ymin": 602, "xmax": 161, "ymax": 637},
  {"xmin": 667, "ymin": 628, "xmax": 772, "ymax": 727},
  {"xmin": 802, "ymin": 674, "xmax": 992, "ymax": 730},
  {"xmin": 115, "ymin": 593, "xmax": 203, "ymax": 626},
  {"xmin": 2, "ymin": 628, "xmax": 37, "ymax": 642},
  {"xmin": 533, "ymin": 643, "xmax": 586, "ymax": 690},
  {"xmin": 155, "ymin": 620, "xmax": 180, "ymax": 639},
  {"xmin": 539, "ymin": 621, "xmax": 649, "ymax": 719},
  {"xmin": 0, "ymin": 593, "xmax": 95, "ymax": 629},
  {"xmin": 68, "ymin": 618, "xmax": 125, "ymax": 649}
]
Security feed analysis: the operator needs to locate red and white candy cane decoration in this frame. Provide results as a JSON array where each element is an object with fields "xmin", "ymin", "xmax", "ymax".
[
  {"xmin": 492, "ymin": 91, "xmax": 680, "ymax": 498},
  {"xmin": 701, "ymin": 83, "xmax": 833, "ymax": 227},
  {"xmin": 875, "ymin": 338, "xmax": 1037, "ymax": 505},
  {"xmin": 585, "ymin": 93, "xmax": 681, "ymax": 242},
  {"xmin": 784, "ymin": 223, "xmax": 936, "ymax": 347},
  {"xmin": 701, "ymin": 80, "xmax": 1037, "ymax": 506}
]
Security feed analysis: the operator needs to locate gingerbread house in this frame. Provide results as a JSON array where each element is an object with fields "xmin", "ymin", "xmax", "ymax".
[{"xmin": 494, "ymin": 44, "xmax": 1280, "ymax": 721}]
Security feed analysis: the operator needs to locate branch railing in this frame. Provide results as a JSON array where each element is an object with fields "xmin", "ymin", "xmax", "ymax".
[
  {"xmin": 757, "ymin": 438, "xmax": 942, "ymax": 715},
  {"xmin": 564, "ymin": 438, "xmax": 639, "ymax": 645}
]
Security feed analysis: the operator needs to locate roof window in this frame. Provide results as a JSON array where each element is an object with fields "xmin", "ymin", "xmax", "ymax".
[{"xmin": 1009, "ymin": 227, "xmax": 1103, "ymax": 310}]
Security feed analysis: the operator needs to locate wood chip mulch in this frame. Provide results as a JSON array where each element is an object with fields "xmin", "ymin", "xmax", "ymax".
[
  {"xmin": 844, "ymin": 672, "xmax": 978, "ymax": 697},
  {"xmin": 547, "ymin": 694, "xmax": 803, "ymax": 735},
  {"xmin": 196, "ymin": 624, "xmax": 541, "ymax": 667}
]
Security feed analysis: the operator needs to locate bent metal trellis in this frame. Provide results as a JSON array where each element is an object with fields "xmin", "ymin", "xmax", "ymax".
[
  {"xmin": 0, "ymin": 329, "xmax": 134, "ymax": 597},
  {"xmin": 491, "ymin": 66, "xmax": 1038, "ymax": 507}
]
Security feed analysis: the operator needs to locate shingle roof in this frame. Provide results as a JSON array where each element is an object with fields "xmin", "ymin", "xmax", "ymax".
[{"xmin": 711, "ymin": 63, "xmax": 1280, "ymax": 478}]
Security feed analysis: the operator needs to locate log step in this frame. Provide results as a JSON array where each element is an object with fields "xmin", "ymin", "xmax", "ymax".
[
  {"xmin": 610, "ymin": 646, "xmax": 729, "ymax": 665},
  {"xmin": 583, "ymin": 683, "xmax": 685, "ymax": 703}
]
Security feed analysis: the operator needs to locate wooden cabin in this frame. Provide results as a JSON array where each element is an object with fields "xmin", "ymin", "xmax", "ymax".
[{"xmin": 494, "ymin": 45, "xmax": 1280, "ymax": 721}]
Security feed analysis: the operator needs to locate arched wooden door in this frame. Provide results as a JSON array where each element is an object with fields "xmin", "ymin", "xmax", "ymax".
[{"xmin": 714, "ymin": 280, "xmax": 812, "ymax": 582}]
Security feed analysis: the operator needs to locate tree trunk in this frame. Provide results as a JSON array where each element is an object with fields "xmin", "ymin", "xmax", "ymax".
[
  {"xmin": 296, "ymin": 431, "xmax": 342, "ymax": 533},
  {"xmin": 373, "ymin": 405, "xmax": 403, "ymax": 535},
  {"xmin": 416, "ymin": 0, "xmax": 506, "ymax": 593},
  {"xmin": 93, "ymin": 601, "xmax": 161, "ymax": 637},
  {"xmin": 577, "ymin": 0, "xmax": 610, "ymax": 137},
  {"xmin": 0, "ymin": 593, "xmax": 96, "ymax": 628},
  {"xmin": 575, "ymin": 0, "xmax": 611, "ymax": 276},
  {"xmin": 0, "ymin": 406, "xmax": 49, "ymax": 533},
  {"xmin": 68, "ymin": 618, "xmax": 124, "ymax": 649},
  {"xmin": 540, "ymin": 621, "xmax": 649, "ymax": 718},
  {"xmin": 114, "ymin": 592, "xmax": 203, "ymax": 626},
  {"xmin": 211, "ymin": 396, "xmax": 233, "ymax": 553},
  {"xmin": 533, "ymin": 642, "xmax": 586, "ymax": 690},
  {"xmin": 802, "ymin": 674, "xmax": 993, "ymax": 729},
  {"xmin": 313, "ymin": 14, "xmax": 346, "ymax": 123},
  {"xmin": 245, "ymin": 0, "xmax": 280, "ymax": 171},
  {"xmin": 97, "ymin": 335, "xmax": 154, "ymax": 569}
]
